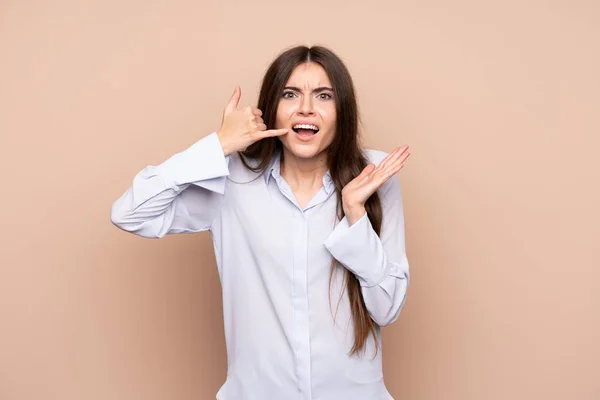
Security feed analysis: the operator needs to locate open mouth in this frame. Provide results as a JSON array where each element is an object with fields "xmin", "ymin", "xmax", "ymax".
[{"xmin": 292, "ymin": 123, "xmax": 320, "ymax": 135}]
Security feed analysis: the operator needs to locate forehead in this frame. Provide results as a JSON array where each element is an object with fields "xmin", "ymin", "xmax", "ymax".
[{"xmin": 285, "ymin": 62, "xmax": 332, "ymax": 88}]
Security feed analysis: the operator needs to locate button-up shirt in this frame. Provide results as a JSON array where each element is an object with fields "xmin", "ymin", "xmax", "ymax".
[{"xmin": 110, "ymin": 132, "xmax": 410, "ymax": 400}]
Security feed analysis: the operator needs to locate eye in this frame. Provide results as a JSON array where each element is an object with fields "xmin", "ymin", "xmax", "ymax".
[
  {"xmin": 318, "ymin": 92, "xmax": 333, "ymax": 99},
  {"xmin": 282, "ymin": 91, "xmax": 296, "ymax": 99}
]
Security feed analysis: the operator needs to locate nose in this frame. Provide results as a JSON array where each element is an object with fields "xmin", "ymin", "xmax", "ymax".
[{"xmin": 298, "ymin": 94, "xmax": 315, "ymax": 116}]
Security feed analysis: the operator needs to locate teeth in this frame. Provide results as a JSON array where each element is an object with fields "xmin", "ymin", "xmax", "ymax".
[{"xmin": 293, "ymin": 124, "xmax": 319, "ymax": 131}]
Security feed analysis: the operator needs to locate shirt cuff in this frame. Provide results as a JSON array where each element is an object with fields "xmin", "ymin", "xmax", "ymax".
[
  {"xmin": 323, "ymin": 213, "xmax": 390, "ymax": 287},
  {"xmin": 155, "ymin": 132, "xmax": 231, "ymax": 194}
]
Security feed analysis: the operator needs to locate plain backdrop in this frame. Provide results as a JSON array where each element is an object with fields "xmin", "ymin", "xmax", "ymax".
[{"xmin": 1, "ymin": 1, "xmax": 599, "ymax": 399}]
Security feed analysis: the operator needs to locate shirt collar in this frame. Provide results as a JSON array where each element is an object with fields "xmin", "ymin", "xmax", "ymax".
[{"xmin": 264, "ymin": 150, "xmax": 335, "ymax": 194}]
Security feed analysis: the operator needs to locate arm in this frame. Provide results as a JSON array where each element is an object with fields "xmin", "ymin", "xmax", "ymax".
[
  {"xmin": 324, "ymin": 175, "xmax": 410, "ymax": 326},
  {"xmin": 110, "ymin": 132, "xmax": 230, "ymax": 238},
  {"xmin": 110, "ymin": 86, "xmax": 289, "ymax": 238}
]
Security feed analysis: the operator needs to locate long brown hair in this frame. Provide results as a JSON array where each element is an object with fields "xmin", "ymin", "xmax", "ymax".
[{"xmin": 239, "ymin": 45, "xmax": 383, "ymax": 356}]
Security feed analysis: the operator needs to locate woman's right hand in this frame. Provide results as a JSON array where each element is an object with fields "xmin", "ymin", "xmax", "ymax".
[{"xmin": 217, "ymin": 86, "xmax": 288, "ymax": 156}]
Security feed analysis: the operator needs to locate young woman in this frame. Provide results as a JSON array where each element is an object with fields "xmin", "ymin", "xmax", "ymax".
[{"xmin": 111, "ymin": 45, "xmax": 411, "ymax": 400}]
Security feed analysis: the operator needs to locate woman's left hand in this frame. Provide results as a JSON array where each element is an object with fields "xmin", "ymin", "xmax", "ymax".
[{"xmin": 341, "ymin": 146, "xmax": 410, "ymax": 225}]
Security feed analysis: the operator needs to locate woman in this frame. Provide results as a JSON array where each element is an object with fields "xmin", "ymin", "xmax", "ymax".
[{"xmin": 111, "ymin": 45, "xmax": 411, "ymax": 400}]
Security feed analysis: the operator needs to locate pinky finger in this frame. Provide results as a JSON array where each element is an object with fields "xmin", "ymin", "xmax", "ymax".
[
  {"xmin": 260, "ymin": 128, "xmax": 289, "ymax": 138},
  {"xmin": 389, "ymin": 151, "xmax": 410, "ymax": 169},
  {"xmin": 381, "ymin": 154, "xmax": 409, "ymax": 179}
]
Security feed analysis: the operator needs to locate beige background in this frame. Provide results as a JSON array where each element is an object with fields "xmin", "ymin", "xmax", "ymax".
[{"xmin": 1, "ymin": 1, "xmax": 599, "ymax": 399}]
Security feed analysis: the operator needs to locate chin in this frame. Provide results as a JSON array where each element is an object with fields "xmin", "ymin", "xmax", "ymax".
[
  {"xmin": 290, "ymin": 146, "xmax": 321, "ymax": 159},
  {"xmin": 281, "ymin": 134, "xmax": 332, "ymax": 159},
  {"xmin": 280, "ymin": 140, "xmax": 322, "ymax": 159}
]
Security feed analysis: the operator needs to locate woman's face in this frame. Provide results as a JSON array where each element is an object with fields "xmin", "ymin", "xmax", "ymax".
[{"xmin": 275, "ymin": 62, "xmax": 337, "ymax": 160}]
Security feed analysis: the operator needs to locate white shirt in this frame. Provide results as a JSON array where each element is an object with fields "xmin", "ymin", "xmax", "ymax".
[{"xmin": 110, "ymin": 132, "xmax": 410, "ymax": 400}]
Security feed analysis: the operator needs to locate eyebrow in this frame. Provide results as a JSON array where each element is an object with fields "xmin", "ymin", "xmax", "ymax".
[{"xmin": 283, "ymin": 86, "xmax": 333, "ymax": 93}]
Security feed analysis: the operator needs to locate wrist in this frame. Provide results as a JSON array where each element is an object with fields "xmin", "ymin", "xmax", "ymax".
[
  {"xmin": 216, "ymin": 131, "xmax": 232, "ymax": 157},
  {"xmin": 343, "ymin": 204, "xmax": 366, "ymax": 226}
]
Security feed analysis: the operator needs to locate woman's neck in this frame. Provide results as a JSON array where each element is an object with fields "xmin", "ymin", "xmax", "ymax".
[{"xmin": 280, "ymin": 147, "xmax": 328, "ymax": 192}]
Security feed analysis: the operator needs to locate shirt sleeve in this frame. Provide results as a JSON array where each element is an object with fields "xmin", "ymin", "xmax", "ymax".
[
  {"xmin": 110, "ymin": 132, "xmax": 230, "ymax": 238},
  {"xmin": 323, "ymin": 174, "xmax": 410, "ymax": 326}
]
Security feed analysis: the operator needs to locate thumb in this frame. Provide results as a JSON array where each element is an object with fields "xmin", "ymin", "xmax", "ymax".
[
  {"xmin": 224, "ymin": 86, "xmax": 241, "ymax": 116},
  {"xmin": 358, "ymin": 164, "xmax": 376, "ymax": 179}
]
